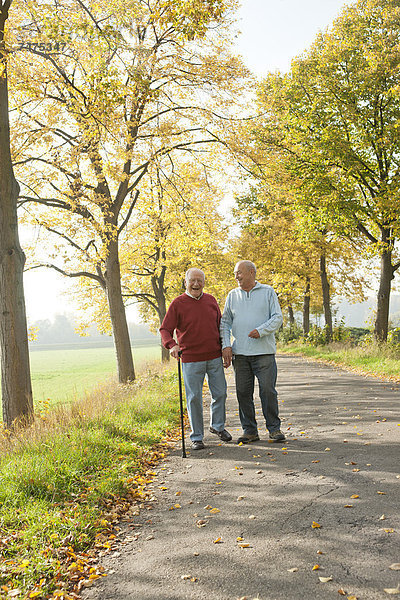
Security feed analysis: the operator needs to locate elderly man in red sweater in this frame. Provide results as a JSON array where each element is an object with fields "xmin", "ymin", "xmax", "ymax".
[{"xmin": 160, "ymin": 268, "xmax": 231, "ymax": 450}]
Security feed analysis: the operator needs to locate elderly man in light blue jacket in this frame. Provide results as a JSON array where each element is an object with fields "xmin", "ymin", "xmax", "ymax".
[{"xmin": 220, "ymin": 260, "xmax": 285, "ymax": 444}]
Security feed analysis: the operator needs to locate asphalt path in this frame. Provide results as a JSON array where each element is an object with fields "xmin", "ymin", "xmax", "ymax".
[{"xmin": 84, "ymin": 355, "xmax": 400, "ymax": 600}]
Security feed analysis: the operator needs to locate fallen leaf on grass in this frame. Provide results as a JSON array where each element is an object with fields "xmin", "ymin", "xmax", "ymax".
[
  {"xmin": 389, "ymin": 564, "xmax": 400, "ymax": 571},
  {"xmin": 319, "ymin": 576, "xmax": 333, "ymax": 583}
]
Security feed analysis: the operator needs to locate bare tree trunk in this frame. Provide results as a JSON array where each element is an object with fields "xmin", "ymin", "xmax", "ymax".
[
  {"xmin": 0, "ymin": 4, "xmax": 33, "ymax": 427},
  {"xmin": 319, "ymin": 253, "xmax": 332, "ymax": 341},
  {"xmin": 152, "ymin": 268, "xmax": 169, "ymax": 362},
  {"xmin": 374, "ymin": 242, "xmax": 393, "ymax": 342},
  {"xmin": 288, "ymin": 304, "xmax": 295, "ymax": 327},
  {"xmin": 303, "ymin": 277, "xmax": 310, "ymax": 335},
  {"xmin": 105, "ymin": 240, "xmax": 135, "ymax": 382}
]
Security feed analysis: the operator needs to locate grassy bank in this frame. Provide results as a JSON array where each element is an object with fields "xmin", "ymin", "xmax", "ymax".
[
  {"xmin": 0, "ymin": 366, "xmax": 180, "ymax": 599},
  {"xmin": 30, "ymin": 345, "xmax": 161, "ymax": 407},
  {"xmin": 278, "ymin": 341, "xmax": 400, "ymax": 381}
]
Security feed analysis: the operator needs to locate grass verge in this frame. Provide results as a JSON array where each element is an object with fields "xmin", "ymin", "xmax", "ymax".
[
  {"xmin": 0, "ymin": 365, "xmax": 180, "ymax": 600},
  {"xmin": 278, "ymin": 341, "xmax": 400, "ymax": 381}
]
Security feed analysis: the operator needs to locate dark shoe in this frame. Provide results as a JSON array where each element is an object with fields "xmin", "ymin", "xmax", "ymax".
[
  {"xmin": 191, "ymin": 440, "xmax": 205, "ymax": 450},
  {"xmin": 269, "ymin": 430, "xmax": 285, "ymax": 442},
  {"xmin": 237, "ymin": 433, "xmax": 260, "ymax": 444},
  {"xmin": 209, "ymin": 427, "xmax": 232, "ymax": 442}
]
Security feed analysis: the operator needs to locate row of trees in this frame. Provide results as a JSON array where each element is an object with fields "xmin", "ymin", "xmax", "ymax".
[
  {"xmin": 1, "ymin": 0, "xmax": 399, "ymax": 426},
  {"xmin": 231, "ymin": 0, "xmax": 400, "ymax": 342}
]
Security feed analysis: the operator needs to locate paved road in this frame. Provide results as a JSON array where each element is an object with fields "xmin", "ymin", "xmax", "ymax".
[{"xmin": 84, "ymin": 355, "xmax": 400, "ymax": 600}]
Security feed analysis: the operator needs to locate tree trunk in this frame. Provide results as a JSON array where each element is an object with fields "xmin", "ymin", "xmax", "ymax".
[
  {"xmin": 319, "ymin": 253, "xmax": 332, "ymax": 341},
  {"xmin": 303, "ymin": 277, "xmax": 310, "ymax": 335},
  {"xmin": 0, "ymin": 7, "xmax": 34, "ymax": 427},
  {"xmin": 288, "ymin": 304, "xmax": 295, "ymax": 327},
  {"xmin": 374, "ymin": 243, "xmax": 393, "ymax": 342},
  {"xmin": 152, "ymin": 274, "xmax": 170, "ymax": 362},
  {"xmin": 105, "ymin": 240, "xmax": 135, "ymax": 382}
]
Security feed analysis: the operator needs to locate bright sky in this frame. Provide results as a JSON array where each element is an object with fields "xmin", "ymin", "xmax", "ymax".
[{"xmin": 23, "ymin": 0, "xmax": 353, "ymax": 322}]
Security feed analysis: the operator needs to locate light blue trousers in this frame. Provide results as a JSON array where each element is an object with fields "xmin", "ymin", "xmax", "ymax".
[{"xmin": 182, "ymin": 357, "xmax": 227, "ymax": 441}]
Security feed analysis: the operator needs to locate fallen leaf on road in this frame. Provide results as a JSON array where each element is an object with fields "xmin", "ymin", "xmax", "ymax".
[
  {"xmin": 312, "ymin": 460, "xmax": 320, "ymax": 463},
  {"xmin": 347, "ymin": 595, "xmax": 358, "ymax": 600},
  {"xmin": 319, "ymin": 577, "xmax": 333, "ymax": 583},
  {"xmin": 213, "ymin": 537, "xmax": 223, "ymax": 544},
  {"xmin": 238, "ymin": 543, "xmax": 250, "ymax": 548},
  {"xmin": 344, "ymin": 505, "xmax": 353, "ymax": 508},
  {"xmin": 325, "ymin": 448, "xmax": 331, "ymax": 451},
  {"xmin": 196, "ymin": 520, "xmax": 207, "ymax": 527},
  {"xmin": 256, "ymin": 470, "xmax": 263, "ymax": 474},
  {"xmin": 350, "ymin": 495, "xmax": 359, "ymax": 499},
  {"xmin": 175, "ymin": 491, "xmax": 182, "ymax": 496},
  {"xmin": 377, "ymin": 491, "xmax": 387, "ymax": 495},
  {"xmin": 237, "ymin": 536, "xmax": 244, "ymax": 541},
  {"xmin": 312, "ymin": 565, "xmax": 321, "ymax": 570},
  {"xmin": 216, "ymin": 482, "xmax": 222, "ymax": 485},
  {"xmin": 380, "ymin": 515, "xmax": 387, "ymax": 520},
  {"xmin": 312, "ymin": 522, "xmax": 322, "ymax": 528},
  {"xmin": 204, "ymin": 505, "xmax": 212, "ymax": 510},
  {"xmin": 317, "ymin": 550, "xmax": 325, "ymax": 555},
  {"xmin": 338, "ymin": 589, "xmax": 347, "ymax": 596},
  {"xmin": 389, "ymin": 564, "xmax": 400, "ymax": 571},
  {"xmin": 237, "ymin": 496, "xmax": 245, "ymax": 501},
  {"xmin": 249, "ymin": 515, "xmax": 256, "ymax": 519},
  {"xmin": 210, "ymin": 508, "xmax": 220, "ymax": 513},
  {"xmin": 287, "ymin": 567, "xmax": 299, "ymax": 572},
  {"xmin": 381, "ymin": 528, "xmax": 395, "ymax": 533},
  {"xmin": 384, "ymin": 586, "xmax": 400, "ymax": 594}
]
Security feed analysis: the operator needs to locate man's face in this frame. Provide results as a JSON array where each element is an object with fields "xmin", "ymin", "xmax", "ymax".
[
  {"xmin": 234, "ymin": 262, "xmax": 255, "ymax": 290},
  {"xmin": 185, "ymin": 270, "xmax": 205, "ymax": 298}
]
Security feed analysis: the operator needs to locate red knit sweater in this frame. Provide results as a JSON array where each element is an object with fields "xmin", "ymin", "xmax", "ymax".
[{"xmin": 160, "ymin": 293, "xmax": 222, "ymax": 363}]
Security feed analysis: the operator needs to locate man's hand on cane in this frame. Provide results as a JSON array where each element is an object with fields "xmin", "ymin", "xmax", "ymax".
[{"xmin": 170, "ymin": 344, "xmax": 181, "ymax": 359}]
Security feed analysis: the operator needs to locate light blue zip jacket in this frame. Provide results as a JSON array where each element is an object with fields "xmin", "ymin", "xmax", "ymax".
[{"xmin": 220, "ymin": 282, "xmax": 283, "ymax": 355}]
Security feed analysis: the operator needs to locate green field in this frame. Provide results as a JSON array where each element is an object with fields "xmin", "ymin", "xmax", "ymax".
[{"xmin": 29, "ymin": 344, "xmax": 161, "ymax": 407}]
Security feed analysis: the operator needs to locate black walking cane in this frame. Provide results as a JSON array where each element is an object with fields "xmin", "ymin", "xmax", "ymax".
[{"xmin": 177, "ymin": 351, "xmax": 187, "ymax": 458}]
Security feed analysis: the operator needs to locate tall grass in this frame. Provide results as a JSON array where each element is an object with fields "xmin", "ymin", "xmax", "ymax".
[
  {"xmin": 0, "ymin": 364, "xmax": 180, "ymax": 598},
  {"xmin": 278, "ymin": 340, "xmax": 400, "ymax": 380}
]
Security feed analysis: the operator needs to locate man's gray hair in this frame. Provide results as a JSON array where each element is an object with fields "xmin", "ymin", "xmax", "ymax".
[
  {"xmin": 239, "ymin": 260, "xmax": 257, "ymax": 274},
  {"xmin": 185, "ymin": 267, "xmax": 205, "ymax": 282}
]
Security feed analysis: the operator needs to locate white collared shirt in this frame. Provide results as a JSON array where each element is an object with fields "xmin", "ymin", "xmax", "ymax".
[{"xmin": 185, "ymin": 291, "xmax": 203, "ymax": 300}]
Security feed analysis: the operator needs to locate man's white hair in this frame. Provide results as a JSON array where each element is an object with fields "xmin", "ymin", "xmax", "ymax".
[
  {"xmin": 185, "ymin": 267, "xmax": 205, "ymax": 283},
  {"xmin": 237, "ymin": 260, "xmax": 257, "ymax": 274}
]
